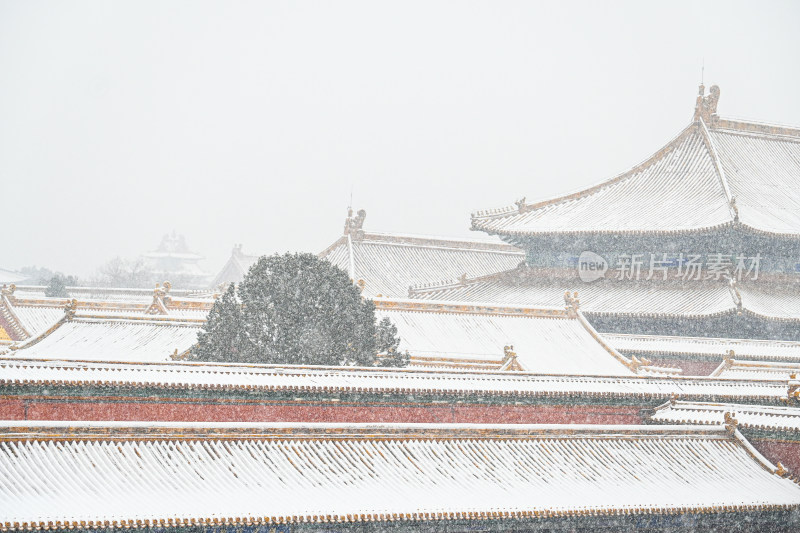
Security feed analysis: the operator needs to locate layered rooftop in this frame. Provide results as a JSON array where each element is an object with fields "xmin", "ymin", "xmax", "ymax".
[
  {"xmin": 0, "ymin": 358, "xmax": 790, "ymax": 403},
  {"xmin": 374, "ymin": 298, "xmax": 640, "ymax": 375},
  {"xmin": 651, "ymin": 400, "xmax": 800, "ymax": 435},
  {"xmin": 471, "ymin": 86, "xmax": 800, "ymax": 240},
  {"xmin": 410, "ymin": 267, "xmax": 800, "ymax": 323},
  {"xmin": 0, "ymin": 284, "xmax": 213, "ymax": 343},
  {"xmin": 212, "ymin": 210, "xmax": 524, "ymax": 296},
  {"xmin": 0, "ymin": 312, "xmax": 203, "ymax": 363},
  {"xmin": 1, "ymin": 421, "xmax": 798, "ymax": 530}
]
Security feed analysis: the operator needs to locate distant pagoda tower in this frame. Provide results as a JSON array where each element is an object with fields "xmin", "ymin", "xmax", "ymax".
[{"xmin": 143, "ymin": 231, "xmax": 209, "ymax": 288}]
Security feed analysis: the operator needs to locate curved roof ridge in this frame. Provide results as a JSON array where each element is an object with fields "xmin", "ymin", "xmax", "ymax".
[
  {"xmin": 713, "ymin": 117, "xmax": 800, "ymax": 139},
  {"xmin": 698, "ymin": 117, "xmax": 739, "ymax": 221},
  {"xmin": 471, "ymin": 122, "xmax": 698, "ymax": 224},
  {"xmin": 375, "ymin": 296, "xmax": 566, "ymax": 316},
  {"xmin": 0, "ymin": 293, "xmax": 30, "ymax": 340},
  {"xmin": 358, "ymin": 231, "xmax": 523, "ymax": 252},
  {"xmin": 408, "ymin": 265, "xmax": 521, "ymax": 296}
]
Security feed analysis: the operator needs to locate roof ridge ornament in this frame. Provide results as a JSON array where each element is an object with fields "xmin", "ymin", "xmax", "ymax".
[
  {"xmin": 146, "ymin": 283, "xmax": 170, "ymax": 315},
  {"xmin": 64, "ymin": 299, "xmax": 78, "ymax": 321},
  {"xmin": 501, "ymin": 345, "xmax": 524, "ymax": 371},
  {"xmin": 343, "ymin": 208, "xmax": 366, "ymax": 240},
  {"xmin": 723, "ymin": 411, "xmax": 738, "ymax": 435},
  {"xmin": 723, "ymin": 349, "xmax": 735, "ymax": 366},
  {"xmin": 693, "ymin": 84, "xmax": 721, "ymax": 123},
  {"xmin": 564, "ymin": 291, "xmax": 580, "ymax": 318}
]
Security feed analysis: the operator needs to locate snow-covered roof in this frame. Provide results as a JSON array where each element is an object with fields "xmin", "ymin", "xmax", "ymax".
[
  {"xmin": 10, "ymin": 285, "xmax": 213, "ymax": 303},
  {"xmin": 320, "ymin": 232, "xmax": 524, "ymax": 298},
  {"xmin": 410, "ymin": 268, "xmax": 800, "ymax": 321},
  {"xmin": 212, "ymin": 213, "xmax": 524, "ymax": 295},
  {"xmin": 1, "ymin": 313, "xmax": 203, "ymax": 362},
  {"xmin": 650, "ymin": 400, "xmax": 800, "ymax": 434},
  {"xmin": 604, "ymin": 333, "xmax": 800, "ymax": 363},
  {"xmin": 1, "ymin": 421, "xmax": 798, "ymax": 530},
  {"xmin": 0, "ymin": 285, "xmax": 213, "ymax": 342},
  {"xmin": 0, "ymin": 268, "xmax": 25, "ymax": 284},
  {"xmin": 309, "ymin": 210, "xmax": 529, "ymax": 299},
  {"xmin": 375, "ymin": 299, "xmax": 637, "ymax": 376},
  {"xmin": 711, "ymin": 359, "xmax": 800, "ymax": 381},
  {"xmin": 471, "ymin": 104, "xmax": 800, "ymax": 238},
  {"xmin": 0, "ymin": 358, "xmax": 789, "ymax": 402}
]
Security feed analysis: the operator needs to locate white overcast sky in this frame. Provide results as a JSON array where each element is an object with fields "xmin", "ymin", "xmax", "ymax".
[{"xmin": 1, "ymin": 1, "xmax": 799, "ymax": 279}]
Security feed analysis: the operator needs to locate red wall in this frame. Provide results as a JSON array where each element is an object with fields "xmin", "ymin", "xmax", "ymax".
[
  {"xmin": 0, "ymin": 395, "xmax": 643, "ymax": 425},
  {"xmin": 646, "ymin": 357, "xmax": 722, "ymax": 376},
  {"xmin": 750, "ymin": 439, "xmax": 800, "ymax": 476}
]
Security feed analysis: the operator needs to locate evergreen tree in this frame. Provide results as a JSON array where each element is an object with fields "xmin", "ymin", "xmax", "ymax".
[
  {"xmin": 195, "ymin": 253, "xmax": 407, "ymax": 367},
  {"xmin": 44, "ymin": 275, "xmax": 71, "ymax": 297},
  {"xmin": 375, "ymin": 317, "xmax": 410, "ymax": 367},
  {"xmin": 194, "ymin": 283, "xmax": 243, "ymax": 361}
]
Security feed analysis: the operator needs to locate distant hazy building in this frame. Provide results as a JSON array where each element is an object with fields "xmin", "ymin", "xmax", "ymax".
[{"xmin": 144, "ymin": 231, "xmax": 210, "ymax": 288}]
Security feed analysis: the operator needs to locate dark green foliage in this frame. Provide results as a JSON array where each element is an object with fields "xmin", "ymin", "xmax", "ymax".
[
  {"xmin": 195, "ymin": 253, "xmax": 407, "ymax": 367},
  {"xmin": 375, "ymin": 317, "xmax": 410, "ymax": 367},
  {"xmin": 44, "ymin": 275, "xmax": 77, "ymax": 297},
  {"xmin": 194, "ymin": 283, "xmax": 243, "ymax": 362}
]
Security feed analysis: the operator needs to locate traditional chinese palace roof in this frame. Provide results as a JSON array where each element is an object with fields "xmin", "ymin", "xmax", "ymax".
[
  {"xmin": 0, "ymin": 358, "xmax": 790, "ymax": 403},
  {"xmin": 212, "ymin": 210, "xmax": 524, "ymax": 295},
  {"xmin": 1, "ymin": 421, "xmax": 798, "ymax": 531},
  {"xmin": 410, "ymin": 268, "xmax": 799, "ymax": 322},
  {"xmin": 374, "ymin": 298, "xmax": 644, "ymax": 375},
  {"xmin": 650, "ymin": 400, "xmax": 800, "ymax": 435},
  {"xmin": 0, "ymin": 312, "xmax": 203, "ymax": 363},
  {"xmin": 0, "ymin": 284, "xmax": 213, "ymax": 342},
  {"xmin": 711, "ymin": 359, "xmax": 800, "ymax": 381},
  {"xmin": 604, "ymin": 333, "xmax": 800, "ymax": 363},
  {"xmin": 471, "ymin": 86, "xmax": 800, "ymax": 241}
]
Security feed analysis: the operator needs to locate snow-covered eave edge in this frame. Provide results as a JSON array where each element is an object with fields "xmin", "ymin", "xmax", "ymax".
[
  {"xmin": 0, "ymin": 420, "xmax": 745, "ymax": 440},
  {"xmin": 473, "ymin": 217, "xmax": 800, "ymax": 242},
  {"xmin": 649, "ymin": 400, "xmax": 800, "ymax": 439},
  {"xmin": 373, "ymin": 297, "xmax": 566, "ymax": 318},
  {"xmin": 0, "ymin": 355, "xmax": 794, "ymax": 400},
  {"xmin": 602, "ymin": 333, "xmax": 800, "ymax": 362},
  {"xmin": 469, "ymin": 122, "xmax": 697, "ymax": 224},
  {"xmin": 320, "ymin": 231, "xmax": 524, "ymax": 258}
]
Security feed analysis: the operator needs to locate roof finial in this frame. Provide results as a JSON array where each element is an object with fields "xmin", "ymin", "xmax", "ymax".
[
  {"xmin": 693, "ymin": 83, "xmax": 721, "ymax": 122},
  {"xmin": 344, "ymin": 208, "xmax": 366, "ymax": 240}
]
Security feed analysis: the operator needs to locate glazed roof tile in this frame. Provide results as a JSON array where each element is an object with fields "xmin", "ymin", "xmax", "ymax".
[
  {"xmin": 1, "ymin": 313, "xmax": 202, "ymax": 363},
  {"xmin": 322, "ymin": 232, "xmax": 524, "ymax": 298},
  {"xmin": 411, "ymin": 270, "xmax": 799, "ymax": 321},
  {"xmin": 711, "ymin": 359, "xmax": 800, "ymax": 381},
  {"xmin": 0, "ymin": 358, "xmax": 789, "ymax": 402},
  {"xmin": 603, "ymin": 333, "xmax": 800, "ymax": 362},
  {"xmin": 374, "ymin": 299, "xmax": 635, "ymax": 376},
  {"xmin": 650, "ymin": 400, "xmax": 800, "ymax": 433},
  {"xmin": 1, "ymin": 421, "xmax": 798, "ymax": 530},
  {"xmin": 471, "ymin": 117, "xmax": 800, "ymax": 238}
]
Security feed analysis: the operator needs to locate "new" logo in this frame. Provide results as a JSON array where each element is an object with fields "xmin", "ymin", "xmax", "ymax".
[{"xmin": 578, "ymin": 251, "xmax": 608, "ymax": 282}]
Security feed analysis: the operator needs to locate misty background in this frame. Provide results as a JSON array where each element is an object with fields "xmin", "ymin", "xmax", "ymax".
[{"xmin": 1, "ymin": 0, "xmax": 799, "ymax": 281}]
